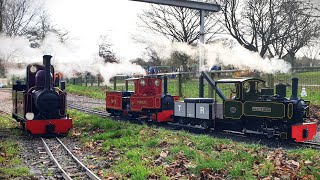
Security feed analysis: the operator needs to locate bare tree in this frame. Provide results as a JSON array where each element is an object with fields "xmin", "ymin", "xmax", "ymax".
[
  {"xmin": 138, "ymin": 3, "xmax": 223, "ymax": 71},
  {"xmin": 139, "ymin": 5, "xmax": 223, "ymax": 44},
  {"xmin": 0, "ymin": 0, "xmax": 4, "ymax": 33},
  {"xmin": 98, "ymin": 35, "xmax": 118, "ymax": 63},
  {"xmin": 223, "ymin": 0, "xmax": 284, "ymax": 56},
  {"xmin": 2, "ymin": 0, "xmax": 40, "ymax": 36},
  {"xmin": 26, "ymin": 11, "xmax": 69, "ymax": 48},
  {"xmin": 222, "ymin": 0, "xmax": 320, "ymax": 67},
  {"xmin": 275, "ymin": 0, "xmax": 320, "ymax": 67}
]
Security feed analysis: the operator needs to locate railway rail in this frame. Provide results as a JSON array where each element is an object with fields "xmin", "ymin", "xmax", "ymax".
[
  {"xmin": 41, "ymin": 137, "xmax": 101, "ymax": 180},
  {"xmin": 0, "ymin": 96, "xmax": 101, "ymax": 180},
  {"xmin": 67, "ymin": 103, "xmax": 320, "ymax": 150}
]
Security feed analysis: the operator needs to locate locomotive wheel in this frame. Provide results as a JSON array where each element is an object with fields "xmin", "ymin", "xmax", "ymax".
[{"xmin": 20, "ymin": 121, "xmax": 25, "ymax": 131}]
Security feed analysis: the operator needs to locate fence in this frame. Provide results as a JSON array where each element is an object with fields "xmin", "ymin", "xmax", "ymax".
[{"xmin": 66, "ymin": 68, "xmax": 320, "ymax": 104}]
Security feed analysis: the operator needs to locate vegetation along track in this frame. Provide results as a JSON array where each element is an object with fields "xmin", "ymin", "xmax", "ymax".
[
  {"xmin": 41, "ymin": 137, "xmax": 101, "ymax": 180},
  {"xmin": 68, "ymin": 102, "xmax": 320, "ymax": 150}
]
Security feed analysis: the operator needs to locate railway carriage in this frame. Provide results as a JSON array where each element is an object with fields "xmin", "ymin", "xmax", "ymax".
[{"xmin": 12, "ymin": 55, "xmax": 72, "ymax": 135}]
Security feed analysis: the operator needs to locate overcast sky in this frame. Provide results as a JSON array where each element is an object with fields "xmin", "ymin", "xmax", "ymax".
[{"xmin": 45, "ymin": 0, "xmax": 149, "ymax": 60}]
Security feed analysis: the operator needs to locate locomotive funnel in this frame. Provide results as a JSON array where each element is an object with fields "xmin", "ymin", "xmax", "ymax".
[
  {"xmin": 43, "ymin": 55, "xmax": 52, "ymax": 90},
  {"xmin": 290, "ymin": 77, "xmax": 298, "ymax": 100}
]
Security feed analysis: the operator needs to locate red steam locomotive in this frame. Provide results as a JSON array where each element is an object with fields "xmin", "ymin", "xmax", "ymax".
[
  {"xmin": 106, "ymin": 76, "xmax": 179, "ymax": 122},
  {"xmin": 12, "ymin": 55, "xmax": 72, "ymax": 135}
]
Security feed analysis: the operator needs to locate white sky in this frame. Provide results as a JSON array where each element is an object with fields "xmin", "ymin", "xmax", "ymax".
[{"xmin": 45, "ymin": 0, "xmax": 149, "ymax": 60}]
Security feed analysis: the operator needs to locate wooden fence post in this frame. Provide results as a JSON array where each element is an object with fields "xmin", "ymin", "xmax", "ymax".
[
  {"xmin": 91, "ymin": 76, "xmax": 94, "ymax": 86},
  {"xmin": 113, "ymin": 77, "xmax": 117, "ymax": 90},
  {"xmin": 125, "ymin": 80, "xmax": 129, "ymax": 91},
  {"xmin": 178, "ymin": 73, "xmax": 182, "ymax": 97},
  {"xmin": 208, "ymin": 72, "xmax": 215, "ymax": 98},
  {"xmin": 97, "ymin": 75, "xmax": 100, "ymax": 87},
  {"xmin": 267, "ymin": 74, "xmax": 274, "ymax": 88}
]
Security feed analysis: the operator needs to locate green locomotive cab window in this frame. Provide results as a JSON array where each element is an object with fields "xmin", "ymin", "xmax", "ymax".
[
  {"xmin": 243, "ymin": 82, "xmax": 250, "ymax": 93},
  {"xmin": 257, "ymin": 82, "xmax": 264, "ymax": 93}
]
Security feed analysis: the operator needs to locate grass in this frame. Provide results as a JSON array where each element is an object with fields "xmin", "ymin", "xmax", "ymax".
[
  {"xmin": 69, "ymin": 110, "xmax": 320, "ymax": 179},
  {"xmin": 66, "ymin": 84, "xmax": 107, "ymax": 99},
  {"xmin": 0, "ymin": 115, "xmax": 30, "ymax": 179}
]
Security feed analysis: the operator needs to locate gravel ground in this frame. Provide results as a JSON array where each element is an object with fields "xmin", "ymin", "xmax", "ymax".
[
  {"xmin": 0, "ymin": 89, "xmax": 12, "ymax": 113},
  {"xmin": 0, "ymin": 89, "xmax": 107, "ymax": 179},
  {"xmin": 59, "ymin": 136, "xmax": 116, "ymax": 178},
  {"xmin": 67, "ymin": 94, "xmax": 105, "ymax": 110},
  {"xmin": 0, "ymin": 89, "xmax": 63, "ymax": 179}
]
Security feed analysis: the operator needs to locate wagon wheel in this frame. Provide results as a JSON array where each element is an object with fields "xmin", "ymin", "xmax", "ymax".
[
  {"xmin": 178, "ymin": 118, "xmax": 184, "ymax": 125},
  {"xmin": 201, "ymin": 121, "xmax": 209, "ymax": 129},
  {"xmin": 20, "ymin": 121, "xmax": 25, "ymax": 131}
]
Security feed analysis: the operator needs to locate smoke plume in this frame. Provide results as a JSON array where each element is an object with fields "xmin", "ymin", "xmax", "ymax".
[
  {"xmin": 140, "ymin": 36, "xmax": 291, "ymax": 74},
  {"xmin": 0, "ymin": 33, "xmax": 146, "ymax": 84}
]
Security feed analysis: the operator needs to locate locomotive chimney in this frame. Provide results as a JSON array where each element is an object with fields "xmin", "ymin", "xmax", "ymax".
[
  {"xmin": 43, "ymin": 55, "xmax": 52, "ymax": 90},
  {"xmin": 163, "ymin": 75, "xmax": 168, "ymax": 95},
  {"xmin": 290, "ymin": 77, "xmax": 298, "ymax": 100}
]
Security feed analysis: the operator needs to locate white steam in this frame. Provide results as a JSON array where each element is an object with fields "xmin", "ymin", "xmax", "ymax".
[
  {"xmin": 0, "ymin": 33, "xmax": 146, "ymax": 84},
  {"xmin": 204, "ymin": 42, "xmax": 291, "ymax": 74},
  {"xmin": 140, "ymin": 36, "xmax": 291, "ymax": 74}
]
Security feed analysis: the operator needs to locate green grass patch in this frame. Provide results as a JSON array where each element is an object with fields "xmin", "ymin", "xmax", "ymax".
[
  {"xmin": 66, "ymin": 85, "xmax": 106, "ymax": 99},
  {"xmin": 69, "ymin": 110, "xmax": 320, "ymax": 179},
  {"xmin": 0, "ymin": 116, "xmax": 30, "ymax": 179}
]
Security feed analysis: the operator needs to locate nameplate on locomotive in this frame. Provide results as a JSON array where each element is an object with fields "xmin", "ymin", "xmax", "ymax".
[{"xmin": 252, "ymin": 107, "xmax": 271, "ymax": 113}]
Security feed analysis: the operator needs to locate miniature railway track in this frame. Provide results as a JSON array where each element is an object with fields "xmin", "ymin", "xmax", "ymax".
[
  {"xmin": 68, "ymin": 104, "xmax": 109, "ymax": 117},
  {"xmin": 41, "ymin": 137, "xmax": 101, "ymax": 180},
  {"xmin": 68, "ymin": 102, "xmax": 320, "ymax": 150},
  {"xmin": 68, "ymin": 100, "xmax": 105, "ymax": 105},
  {"xmin": 297, "ymin": 141, "xmax": 320, "ymax": 150}
]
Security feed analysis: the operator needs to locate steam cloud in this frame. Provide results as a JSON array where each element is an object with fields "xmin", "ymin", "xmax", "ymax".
[
  {"xmin": 0, "ymin": 33, "xmax": 146, "ymax": 84},
  {"xmin": 140, "ymin": 36, "xmax": 291, "ymax": 74}
]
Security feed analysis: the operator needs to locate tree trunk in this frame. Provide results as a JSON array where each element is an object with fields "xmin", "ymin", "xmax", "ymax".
[
  {"xmin": 288, "ymin": 51, "xmax": 295, "ymax": 72},
  {"xmin": 0, "ymin": 0, "xmax": 3, "ymax": 33}
]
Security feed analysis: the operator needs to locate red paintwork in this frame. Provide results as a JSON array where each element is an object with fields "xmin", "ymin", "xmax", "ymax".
[
  {"xmin": 25, "ymin": 118, "xmax": 72, "ymax": 135},
  {"xmin": 106, "ymin": 92, "xmax": 123, "ymax": 110},
  {"xmin": 134, "ymin": 78, "xmax": 162, "ymax": 96},
  {"xmin": 130, "ymin": 96, "xmax": 161, "ymax": 111},
  {"xmin": 173, "ymin": 96, "xmax": 180, "ymax": 101},
  {"xmin": 291, "ymin": 123, "xmax": 317, "ymax": 142},
  {"xmin": 154, "ymin": 110, "xmax": 174, "ymax": 122}
]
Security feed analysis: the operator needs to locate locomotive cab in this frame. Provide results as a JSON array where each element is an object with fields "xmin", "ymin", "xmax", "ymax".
[{"xmin": 215, "ymin": 78, "xmax": 267, "ymax": 101}]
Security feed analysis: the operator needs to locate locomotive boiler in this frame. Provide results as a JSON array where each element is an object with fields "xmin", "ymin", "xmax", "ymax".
[{"xmin": 12, "ymin": 55, "xmax": 72, "ymax": 135}]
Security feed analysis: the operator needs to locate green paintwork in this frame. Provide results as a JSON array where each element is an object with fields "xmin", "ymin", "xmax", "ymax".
[
  {"xmin": 223, "ymin": 101, "xmax": 243, "ymax": 119},
  {"xmin": 244, "ymin": 102, "xmax": 285, "ymax": 118}
]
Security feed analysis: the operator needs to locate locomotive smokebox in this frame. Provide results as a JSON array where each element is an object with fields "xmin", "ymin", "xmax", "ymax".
[
  {"xmin": 43, "ymin": 55, "xmax": 52, "ymax": 90},
  {"xmin": 276, "ymin": 83, "xmax": 287, "ymax": 98},
  {"xmin": 290, "ymin": 77, "xmax": 298, "ymax": 100}
]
